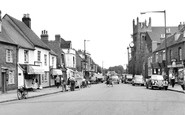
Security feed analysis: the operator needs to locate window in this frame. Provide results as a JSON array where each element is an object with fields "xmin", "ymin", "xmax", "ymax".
[
  {"xmin": 44, "ymin": 54, "xmax": 47, "ymax": 66},
  {"xmin": 170, "ymin": 50, "xmax": 173, "ymax": 61},
  {"xmin": 24, "ymin": 50, "xmax": 29, "ymax": 63},
  {"xmin": 6, "ymin": 49, "xmax": 13, "ymax": 63},
  {"xmin": 52, "ymin": 57, "xmax": 54, "ymax": 67},
  {"xmin": 8, "ymin": 70, "xmax": 15, "ymax": 84},
  {"xmin": 179, "ymin": 47, "xmax": 182, "ymax": 61},
  {"xmin": 37, "ymin": 51, "xmax": 41, "ymax": 61},
  {"xmin": 73, "ymin": 56, "xmax": 75, "ymax": 67},
  {"xmin": 163, "ymin": 50, "xmax": 166, "ymax": 60},
  {"xmin": 156, "ymin": 52, "xmax": 158, "ymax": 62}
]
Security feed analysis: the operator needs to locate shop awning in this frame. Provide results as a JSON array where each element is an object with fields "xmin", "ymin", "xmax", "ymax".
[
  {"xmin": 27, "ymin": 65, "xmax": 44, "ymax": 74},
  {"xmin": 52, "ymin": 69, "xmax": 63, "ymax": 75}
]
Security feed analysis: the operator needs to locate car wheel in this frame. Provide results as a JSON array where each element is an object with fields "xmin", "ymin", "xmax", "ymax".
[
  {"xmin": 164, "ymin": 86, "xmax": 168, "ymax": 90},
  {"xmin": 151, "ymin": 86, "xmax": 154, "ymax": 90}
]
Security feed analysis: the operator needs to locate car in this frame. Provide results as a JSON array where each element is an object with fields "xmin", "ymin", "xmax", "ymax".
[
  {"xmin": 146, "ymin": 75, "xmax": 168, "ymax": 90},
  {"xmin": 125, "ymin": 74, "xmax": 133, "ymax": 84},
  {"xmin": 111, "ymin": 76, "xmax": 120, "ymax": 84},
  {"xmin": 131, "ymin": 75, "xmax": 145, "ymax": 86}
]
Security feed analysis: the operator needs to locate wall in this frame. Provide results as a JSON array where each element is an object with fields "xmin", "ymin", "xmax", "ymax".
[{"xmin": 0, "ymin": 43, "xmax": 17, "ymax": 91}]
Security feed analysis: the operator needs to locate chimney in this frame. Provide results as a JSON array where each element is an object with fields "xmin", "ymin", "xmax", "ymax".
[
  {"xmin": 0, "ymin": 10, "xmax": 2, "ymax": 33},
  {"xmin": 55, "ymin": 34, "xmax": 61, "ymax": 42},
  {"xmin": 22, "ymin": 14, "xmax": 31, "ymax": 28},
  {"xmin": 41, "ymin": 30, "xmax": 49, "ymax": 44}
]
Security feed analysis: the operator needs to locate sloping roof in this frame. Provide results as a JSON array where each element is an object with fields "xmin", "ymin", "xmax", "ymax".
[
  {"xmin": 154, "ymin": 33, "xmax": 185, "ymax": 52},
  {"xmin": 3, "ymin": 15, "xmax": 34, "ymax": 49},
  {"xmin": 48, "ymin": 41, "xmax": 64, "ymax": 54},
  {"xmin": 147, "ymin": 26, "xmax": 178, "ymax": 43},
  {"xmin": 0, "ymin": 24, "xmax": 17, "ymax": 45},
  {"xmin": 60, "ymin": 38, "xmax": 71, "ymax": 49},
  {"xmin": 6, "ymin": 14, "xmax": 50, "ymax": 50}
]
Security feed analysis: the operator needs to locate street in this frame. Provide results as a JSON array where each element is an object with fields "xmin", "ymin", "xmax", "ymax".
[{"xmin": 0, "ymin": 83, "xmax": 185, "ymax": 115}]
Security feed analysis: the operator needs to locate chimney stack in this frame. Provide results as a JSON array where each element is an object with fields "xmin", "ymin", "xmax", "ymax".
[
  {"xmin": 55, "ymin": 34, "xmax": 61, "ymax": 42},
  {"xmin": 41, "ymin": 30, "xmax": 49, "ymax": 44},
  {"xmin": 0, "ymin": 10, "xmax": 2, "ymax": 33},
  {"xmin": 22, "ymin": 14, "xmax": 31, "ymax": 28}
]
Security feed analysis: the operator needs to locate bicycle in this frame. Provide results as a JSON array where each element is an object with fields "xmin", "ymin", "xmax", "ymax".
[{"xmin": 17, "ymin": 87, "xmax": 28, "ymax": 100}]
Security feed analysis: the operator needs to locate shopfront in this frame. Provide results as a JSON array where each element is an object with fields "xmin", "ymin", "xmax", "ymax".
[{"xmin": 50, "ymin": 68, "xmax": 63, "ymax": 86}]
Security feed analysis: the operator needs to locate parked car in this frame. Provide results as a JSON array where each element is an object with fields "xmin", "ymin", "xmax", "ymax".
[
  {"xmin": 111, "ymin": 76, "xmax": 120, "ymax": 84},
  {"xmin": 125, "ymin": 74, "xmax": 133, "ymax": 84},
  {"xmin": 146, "ymin": 75, "xmax": 168, "ymax": 90},
  {"xmin": 131, "ymin": 75, "xmax": 145, "ymax": 86}
]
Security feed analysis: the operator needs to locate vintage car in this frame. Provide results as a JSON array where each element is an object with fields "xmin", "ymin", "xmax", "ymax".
[
  {"xmin": 146, "ymin": 75, "xmax": 168, "ymax": 90},
  {"xmin": 111, "ymin": 76, "xmax": 120, "ymax": 84},
  {"xmin": 124, "ymin": 74, "xmax": 133, "ymax": 84},
  {"xmin": 131, "ymin": 75, "xmax": 145, "ymax": 86}
]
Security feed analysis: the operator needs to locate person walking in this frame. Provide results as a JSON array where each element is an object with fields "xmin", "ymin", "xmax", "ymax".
[
  {"xmin": 55, "ymin": 75, "xmax": 60, "ymax": 88},
  {"xmin": 61, "ymin": 76, "xmax": 65, "ymax": 92},
  {"xmin": 179, "ymin": 72, "xmax": 185, "ymax": 93},
  {"xmin": 171, "ymin": 73, "xmax": 175, "ymax": 88}
]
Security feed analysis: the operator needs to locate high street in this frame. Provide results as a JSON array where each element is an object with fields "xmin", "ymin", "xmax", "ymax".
[{"xmin": 0, "ymin": 84, "xmax": 185, "ymax": 115}]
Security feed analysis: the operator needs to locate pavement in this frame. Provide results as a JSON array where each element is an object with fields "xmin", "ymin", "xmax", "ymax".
[
  {"xmin": 0, "ymin": 84, "xmax": 184, "ymax": 104},
  {"xmin": 0, "ymin": 86, "xmax": 72, "ymax": 103}
]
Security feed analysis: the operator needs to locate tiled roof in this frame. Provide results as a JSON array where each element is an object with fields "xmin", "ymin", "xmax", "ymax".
[
  {"xmin": 6, "ymin": 15, "xmax": 50, "ymax": 50},
  {"xmin": 147, "ymin": 26, "xmax": 178, "ymax": 43},
  {"xmin": 3, "ymin": 15, "xmax": 34, "ymax": 49},
  {"xmin": 48, "ymin": 41, "xmax": 64, "ymax": 54},
  {"xmin": 0, "ymin": 25, "xmax": 16, "ymax": 45},
  {"xmin": 60, "ymin": 38, "xmax": 71, "ymax": 49},
  {"xmin": 154, "ymin": 33, "xmax": 185, "ymax": 52}
]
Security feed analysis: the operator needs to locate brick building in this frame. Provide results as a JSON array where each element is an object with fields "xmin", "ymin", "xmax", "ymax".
[{"xmin": 130, "ymin": 17, "xmax": 177, "ymax": 78}]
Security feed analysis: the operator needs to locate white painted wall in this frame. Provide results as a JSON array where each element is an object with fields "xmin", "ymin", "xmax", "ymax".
[
  {"xmin": 18, "ymin": 48, "xmax": 34, "ymax": 64},
  {"xmin": 34, "ymin": 47, "xmax": 50, "ymax": 71},
  {"xmin": 50, "ymin": 54, "xmax": 57, "ymax": 69},
  {"xmin": 62, "ymin": 49, "xmax": 76, "ymax": 68}
]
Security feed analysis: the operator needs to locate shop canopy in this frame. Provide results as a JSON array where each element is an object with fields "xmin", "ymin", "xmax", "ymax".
[
  {"xmin": 51, "ymin": 69, "xmax": 63, "ymax": 75},
  {"xmin": 27, "ymin": 65, "xmax": 45, "ymax": 74}
]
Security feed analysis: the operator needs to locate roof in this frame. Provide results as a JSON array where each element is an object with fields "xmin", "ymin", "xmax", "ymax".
[
  {"xmin": 147, "ymin": 26, "xmax": 178, "ymax": 43},
  {"xmin": 60, "ymin": 38, "xmax": 71, "ymax": 49},
  {"xmin": 0, "ymin": 24, "xmax": 17, "ymax": 45},
  {"xmin": 48, "ymin": 41, "xmax": 64, "ymax": 55},
  {"xmin": 154, "ymin": 32, "xmax": 185, "ymax": 52},
  {"xmin": 6, "ymin": 14, "xmax": 50, "ymax": 50},
  {"xmin": 3, "ymin": 15, "xmax": 34, "ymax": 49}
]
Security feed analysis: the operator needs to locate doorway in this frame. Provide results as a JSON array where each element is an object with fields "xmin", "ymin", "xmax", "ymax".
[{"xmin": 1, "ymin": 72, "xmax": 7, "ymax": 93}]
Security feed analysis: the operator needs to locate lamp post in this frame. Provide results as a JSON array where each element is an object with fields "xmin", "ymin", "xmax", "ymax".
[
  {"xmin": 84, "ymin": 39, "xmax": 90, "ymax": 79},
  {"xmin": 140, "ymin": 10, "xmax": 168, "ymax": 77},
  {"xmin": 129, "ymin": 42, "xmax": 135, "ymax": 76}
]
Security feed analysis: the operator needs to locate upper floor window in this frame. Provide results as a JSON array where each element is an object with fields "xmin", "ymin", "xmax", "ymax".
[
  {"xmin": 162, "ymin": 50, "xmax": 166, "ymax": 60},
  {"xmin": 44, "ymin": 54, "xmax": 47, "ymax": 66},
  {"xmin": 179, "ymin": 47, "xmax": 182, "ymax": 61},
  {"xmin": 170, "ymin": 50, "xmax": 173, "ymax": 61},
  {"xmin": 37, "ymin": 51, "xmax": 41, "ymax": 61},
  {"xmin": 52, "ymin": 57, "xmax": 54, "ymax": 67},
  {"xmin": 73, "ymin": 56, "xmax": 75, "ymax": 66},
  {"xmin": 156, "ymin": 52, "xmax": 158, "ymax": 62},
  {"xmin": 6, "ymin": 49, "xmax": 13, "ymax": 63},
  {"xmin": 24, "ymin": 50, "xmax": 29, "ymax": 63}
]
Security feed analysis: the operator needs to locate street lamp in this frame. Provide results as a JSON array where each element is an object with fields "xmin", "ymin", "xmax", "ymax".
[
  {"xmin": 84, "ymin": 39, "xmax": 90, "ymax": 79},
  {"xmin": 140, "ymin": 10, "xmax": 168, "ymax": 77},
  {"xmin": 129, "ymin": 42, "xmax": 135, "ymax": 76}
]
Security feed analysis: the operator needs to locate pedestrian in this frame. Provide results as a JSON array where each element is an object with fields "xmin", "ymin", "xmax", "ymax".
[
  {"xmin": 179, "ymin": 72, "xmax": 185, "ymax": 92},
  {"xmin": 61, "ymin": 76, "xmax": 65, "ymax": 92},
  {"xmin": 70, "ymin": 77, "xmax": 75, "ymax": 91},
  {"xmin": 55, "ymin": 75, "xmax": 60, "ymax": 88},
  {"xmin": 171, "ymin": 73, "xmax": 175, "ymax": 88}
]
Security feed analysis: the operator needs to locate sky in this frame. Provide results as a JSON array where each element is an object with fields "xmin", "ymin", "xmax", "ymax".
[{"xmin": 1, "ymin": 0, "xmax": 185, "ymax": 69}]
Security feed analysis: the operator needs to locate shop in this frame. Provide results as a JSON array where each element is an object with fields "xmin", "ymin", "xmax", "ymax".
[
  {"xmin": 19, "ymin": 64, "xmax": 45, "ymax": 90},
  {"xmin": 50, "ymin": 68, "xmax": 63, "ymax": 86},
  {"xmin": 167, "ymin": 60, "xmax": 184, "ymax": 83}
]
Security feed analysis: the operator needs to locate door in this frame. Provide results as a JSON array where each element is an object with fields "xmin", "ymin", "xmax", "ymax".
[{"xmin": 1, "ymin": 72, "xmax": 7, "ymax": 93}]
